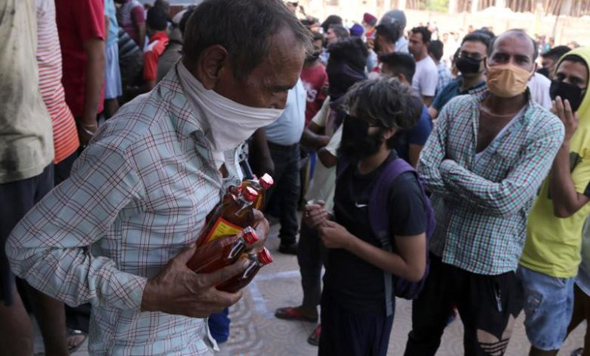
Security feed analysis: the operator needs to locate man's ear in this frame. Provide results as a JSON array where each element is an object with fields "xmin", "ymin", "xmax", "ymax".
[
  {"xmin": 525, "ymin": 62, "xmax": 538, "ymax": 82},
  {"xmin": 382, "ymin": 126, "xmax": 398, "ymax": 141},
  {"xmin": 193, "ymin": 45, "xmax": 229, "ymax": 89},
  {"xmin": 398, "ymin": 73, "xmax": 406, "ymax": 84}
]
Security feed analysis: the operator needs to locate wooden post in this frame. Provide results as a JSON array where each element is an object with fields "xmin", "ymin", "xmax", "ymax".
[
  {"xmin": 449, "ymin": 0, "xmax": 458, "ymax": 14},
  {"xmin": 559, "ymin": 0, "xmax": 572, "ymax": 15}
]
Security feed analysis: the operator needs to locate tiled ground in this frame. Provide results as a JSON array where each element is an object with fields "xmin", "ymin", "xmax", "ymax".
[{"xmin": 34, "ymin": 224, "xmax": 586, "ymax": 356}]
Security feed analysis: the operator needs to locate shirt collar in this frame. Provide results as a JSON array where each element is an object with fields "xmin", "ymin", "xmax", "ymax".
[{"xmin": 155, "ymin": 62, "xmax": 208, "ymax": 144}]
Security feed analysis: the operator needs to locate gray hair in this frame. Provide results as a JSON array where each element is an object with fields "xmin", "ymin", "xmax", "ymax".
[
  {"xmin": 183, "ymin": 0, "xmax": 311, "ymax": 81},
  {"xmin": 344, "ymin": 77, "xmax": 422, "ymax": 147}
]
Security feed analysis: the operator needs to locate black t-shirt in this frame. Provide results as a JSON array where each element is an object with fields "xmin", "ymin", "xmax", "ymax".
[{"xmin": 324, "ymin": 151, "xmax": 427, "ymax": 315}]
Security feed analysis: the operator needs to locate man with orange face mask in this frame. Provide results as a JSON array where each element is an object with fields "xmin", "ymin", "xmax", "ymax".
[{"xmin": 404, "ymin": 29, "xmax": 565, "ymax": 356}]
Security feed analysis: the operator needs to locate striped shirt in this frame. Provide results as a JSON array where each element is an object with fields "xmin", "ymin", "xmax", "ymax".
[
  {"xmin": 418, "ymin": 89, "xmax": 564, "ymax": 275},
  {"xmin": 7, "ymin": 65, "xmax": 243, "ymax": 355},
  {"xmin": 36, "ymin": 0, "xmax": 79, "ymax": 164}
]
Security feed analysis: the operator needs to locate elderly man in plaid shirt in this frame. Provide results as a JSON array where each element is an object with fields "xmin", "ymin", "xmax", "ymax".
[
  {"xmin": 404, "ymin": 30, "xmax": 565, "ymax": 356},
  {"xmin": 6, "ymin": 0, "xmax": 310, "ymax": 354}
]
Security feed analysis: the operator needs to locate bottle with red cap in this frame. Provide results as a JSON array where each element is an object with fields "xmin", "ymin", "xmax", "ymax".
[
  {"xmin": 187, "ymin": 227, "xmax": 259, "ymax": 273},
  {"xmin": 196, "ymin": 186, "xmax": 259, "ymax": 247},
  {"xmin": 217, "ymin": 247, "xmax": 274, "ymax": 293},
  {"xmin": 241, "ymin": 173, "xmax": 274, "ymax": 210}
]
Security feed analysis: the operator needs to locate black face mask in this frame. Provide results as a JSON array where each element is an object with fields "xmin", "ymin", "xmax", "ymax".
[
  {"xmin": 338, "ymin": 115, "xmax": 383, "ymax": 159},
  {"xmin": 455, "ymin": 56, "xmax": 482, "ymax": 75},
  {"xmin": 550, "ymin": 80, "xmax": 586, "ymax": 112}
]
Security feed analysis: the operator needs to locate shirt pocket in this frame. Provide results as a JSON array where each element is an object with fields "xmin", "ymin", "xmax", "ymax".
[{"xmin": 485, "ymin": 147, "xmax": 520, "ymax": 181}]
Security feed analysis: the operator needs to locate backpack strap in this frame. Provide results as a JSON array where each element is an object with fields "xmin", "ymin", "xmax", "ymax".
[{"xmin": 367, "ymin": 158, "xmax": 415, "ymax": 316}]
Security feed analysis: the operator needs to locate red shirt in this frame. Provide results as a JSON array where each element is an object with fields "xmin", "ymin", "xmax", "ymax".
[
  {"xmin": 55, "ymin": 0, "xmax": 105, "ymax": 118},
  {"xmin": 301, "ymin": 64, "xmax": 328, "ymax": 126},
  {"xmin": 143, "ymin": 32, "xmax": 169, "ymax": 82}
]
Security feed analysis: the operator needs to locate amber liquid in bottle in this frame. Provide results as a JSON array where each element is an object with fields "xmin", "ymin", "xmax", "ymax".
[
  {"xmin": 241, "ymin": 173, "xmax": 274, "ymax": 210},
  {"xmin": 196, "ymin": 186, "xmax": 258, "ymax": 247},
  {"xmin": 187, "ymin": 227, "xmax": 259, "ymax": 273},
  {"xmin": 216, "ymin": 247, "xmax": 273, "ymax": 293}
]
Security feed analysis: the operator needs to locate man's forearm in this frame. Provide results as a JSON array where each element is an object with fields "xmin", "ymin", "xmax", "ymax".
[
  {"xmin": 7, "ymin": 227, "xmax": 147, "ymax": 311},
  {"xmin": 137, "ymin": 24, "xmax": 146, "ymax": 49},
  {"xmin": 300, "ymin": 129, "xmax": 330, "ymax": 151},
  {"xmin": 346, "ymin": 234, "xmax": 425, "ymax": 282},
  {"xmin": 82, "ymin": 39, "xmax": 106, "ymax": 125}
]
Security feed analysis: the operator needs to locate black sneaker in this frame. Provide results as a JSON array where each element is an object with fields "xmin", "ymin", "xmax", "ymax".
[{"xmin": 278, "ymin": 242, "xmax": 298, "ymax": 255}]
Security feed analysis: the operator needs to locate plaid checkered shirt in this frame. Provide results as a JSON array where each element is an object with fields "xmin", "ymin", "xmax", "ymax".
[
  {"xmin": 7, "ymin": 64, "xmax": 243, "ymax": 355},
  {"xmin": 419, "ymin": 89, "xmax": 565, "ymax": 275}
]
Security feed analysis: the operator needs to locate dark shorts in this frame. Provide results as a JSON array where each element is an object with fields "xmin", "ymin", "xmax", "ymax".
[
  {"xmin": 319, "ymin": 289, "xmax": 394, "ymax": 356},
  {"xmin": 0, "ymin": 165, "xmax": 53, "ymax": 306}
]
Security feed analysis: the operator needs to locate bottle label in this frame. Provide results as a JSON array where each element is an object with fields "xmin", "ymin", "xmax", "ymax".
[{"xmin": 203, "ymin": 217, "xmax": 243, "ymax": 245}]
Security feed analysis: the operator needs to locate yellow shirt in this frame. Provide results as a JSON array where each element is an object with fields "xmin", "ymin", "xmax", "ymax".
[{"xmin": 520, "ymin": 47, "xmax": 590, "ymax": 278}]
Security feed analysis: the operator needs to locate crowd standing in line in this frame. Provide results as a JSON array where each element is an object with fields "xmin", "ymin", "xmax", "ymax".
[{"xmin": 0, "ymin": 0, "xmax": 589, "ymax": 355}]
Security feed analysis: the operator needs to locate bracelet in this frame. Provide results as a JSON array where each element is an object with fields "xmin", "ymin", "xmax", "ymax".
[{"xmin": 79, "ymin": 125, "xmax": 96, "ymax": 137}]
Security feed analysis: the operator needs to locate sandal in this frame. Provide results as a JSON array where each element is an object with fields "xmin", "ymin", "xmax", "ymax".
[
  {"xmin": 274, "ymin": 306, "xmax": 318, "ymax": 322},
  {"xmin": 307, "ymin": 324, "xmax": 321, "ymax": 346},
  {"xmin": 67, "ymin": 328, "xmax": 87, "ymax": 354}
]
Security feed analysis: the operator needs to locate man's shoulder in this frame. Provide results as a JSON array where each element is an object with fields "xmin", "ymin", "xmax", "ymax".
[
  {"xmin": 423, "ymin": 56, "xmax": 438, "ymax": 71},
  {"xmin": 95, "ymin": 92, "xmax": 174, "ymax": 152},
  {"xmin": 442, "ymin": 78, "xmax": 461, "ymax": 93}
]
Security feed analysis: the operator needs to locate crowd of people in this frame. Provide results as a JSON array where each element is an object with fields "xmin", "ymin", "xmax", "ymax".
[{"xmin": 0, "ymin": 0, "xmax": 589, "ymax": 355}]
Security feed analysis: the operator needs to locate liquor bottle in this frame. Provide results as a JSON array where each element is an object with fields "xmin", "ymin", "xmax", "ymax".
[
  {"xmin": 241, "ymin": 173, "xmax": 274, "ymax": 210},
  {"xmin": 196, "ymin": 186, "xmax": 258, "ymax": 247},
  {"xmin": 216, "ymin": 247, "xmax": 273, "ymax": 293},
  {"xmin": 187, "ymin": 227, "xmax": 259, "ymax": 273}
]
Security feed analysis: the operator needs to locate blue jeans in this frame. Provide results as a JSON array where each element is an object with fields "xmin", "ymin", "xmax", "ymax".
[
  {"xmin": 517, "ymin": 265, "xmax": 575, "ymax": 351},
  {"xmin": 208, "ymin": 308, "xmax": 230, "ymax": 344}
]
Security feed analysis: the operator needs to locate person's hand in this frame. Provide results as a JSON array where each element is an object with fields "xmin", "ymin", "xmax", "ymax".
[
  {"xmin": 366, "ymin": 37, "xmax": 375, "ymax": 50},
  {"xmin": 250, "ymin": 209, "xmax": 270, "ymax": 251},
  {"xmin": 551, "ymin": 96, "xmax": 579, "ymax": 144},
  {"xmin": 318, "ymin": 221, "xmax": 354, "ymax": 250},
  {"xmin": 303, "ymin": 200, "xmax": 329, "ymax": 228},
  {"xmin": 252, "ymin": 156, "xmax": 275, "ymax": 179},
  {"xmin": 141, "ymin": 245, "xmax": 248, "ymax": 318}
]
